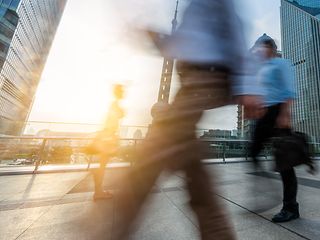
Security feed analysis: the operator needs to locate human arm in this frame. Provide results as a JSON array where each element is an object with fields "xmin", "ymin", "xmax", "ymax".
[
  {"xmin": 277, "ymin": 99, "xmax": 293, "ymax": 128},
  {"xmin": 277, "ymin": 60, "xmax": 295, "ymax": 128},
  {"xmin": 233, "ymin": 53, "xmax": 265, "ymax": 119}
]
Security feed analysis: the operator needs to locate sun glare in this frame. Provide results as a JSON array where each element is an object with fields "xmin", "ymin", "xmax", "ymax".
[{"xmin": 28, "ymin": 0, "xmax": 167, "ymax": 133}]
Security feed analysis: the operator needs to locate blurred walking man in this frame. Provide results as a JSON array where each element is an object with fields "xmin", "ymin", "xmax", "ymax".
[
  {"xmin": 250, "ymin": 34, "xmax": 299, "ymax": 223},
  {"xmin": 113, "ymin": 1, "xmax": 262, "ymax": 239}
]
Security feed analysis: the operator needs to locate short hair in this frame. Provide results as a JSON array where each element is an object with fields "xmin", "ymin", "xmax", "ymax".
[{"xmin": 254, "ymin": 33, "xmax": 277, "ymax": 50}]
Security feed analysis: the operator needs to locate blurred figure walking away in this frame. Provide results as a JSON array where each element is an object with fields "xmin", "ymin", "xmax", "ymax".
[
  {"xmin": 250, "ymin": 34, "xmax": 299, "ymax": 222},
  {"xmin": 112, "ymin": 1, "xmax": 263, "ymax": 239},
  {"xmin": 87, "ymin": 84, "xmax": 125, "ymax": 200}
]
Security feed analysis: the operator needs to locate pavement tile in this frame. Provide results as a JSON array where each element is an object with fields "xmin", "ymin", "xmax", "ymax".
[
  {"xmin": 0, "ymin": 206, "xmax": 51, "ymax": 240},
  {"xmin": 0, "ymin": 162, "xmax": 319, "ymax": 239},
  {"xmin": 18, "ymin": 201, "xmax": 113, "ymax": 240}
]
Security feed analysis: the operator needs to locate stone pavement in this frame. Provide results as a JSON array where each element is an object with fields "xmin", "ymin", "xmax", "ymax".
[{"xmin": 0, "ymin": 161, "xmax": 320, "ymax": 240}]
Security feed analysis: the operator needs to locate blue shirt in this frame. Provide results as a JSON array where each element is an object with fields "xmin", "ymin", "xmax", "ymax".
[
  {"xmin": 257, "ymin": 58, "xmax": 295, "ymax": 107},
  {"xmin": 165, "ymin": 0, "xmax": 245, "ymax": 69},
  {"xmin": 159, "ymin": 0, "xmax": 258, "ymax": 96},
  {"xmin": 156, "ymin": 0, "xmax": 272, "ymax": 97}
]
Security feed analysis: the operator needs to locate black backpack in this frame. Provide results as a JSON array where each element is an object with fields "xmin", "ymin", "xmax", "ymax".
[{"xmin": 273, "ymin": 131, "xmax": 316, "ymax": 173}]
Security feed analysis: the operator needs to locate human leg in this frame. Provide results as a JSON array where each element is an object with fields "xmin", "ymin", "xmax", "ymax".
[
  {"xmin": 172, "ymin": 63, "xmax": 235, "ymax": 239},
  {"xmin": 93, "ymin": 156, "xmax": 112, "ymax": 200},
  {"xmin": 186, "ymin": 158, "xmax": 236, "ymax": 240},
  {"xmin": 272, "ymin": 168, "xmax": 299, "ymax": 222},
  {"xmin": 250, "ymin": 104, "xmax": 281, "ymax": 165},
  {"xmin": 112, "ymin": 154, "xmax": 165, "ymax": 239}
]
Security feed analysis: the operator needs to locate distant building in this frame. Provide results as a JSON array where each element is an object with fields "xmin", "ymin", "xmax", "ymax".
[
  {"xmin": 0, "ymin": 0, "xmax": 67, "ymax": 135},
  {"xmin": 237, "ymin": 99, "xmax": 256, "ymax": 140},
  {"xmin": 36, "ymin": 129, "xmax": 94, "ymax": 138},
  {"xmin": 237, "ymin": 105, "xmax": 244, "ymax": 138},
  {"xmin": 200, "ymin": 129, "xmax": 232, "ymax": 139},
  {"xmin": 36, "ymin": 129, "xmax": 93, "ymax": 148},
  {"xmin": 281, "ymin": 0, "xmax": 320, "ymax": 141},
  {"xmin": 231, "ymin": 129, "xmax": 238, "ymax": 138}
]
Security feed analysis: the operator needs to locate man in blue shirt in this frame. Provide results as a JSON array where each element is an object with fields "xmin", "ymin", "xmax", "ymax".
[{"xmin": 251, "ymin": 34, "xmax": 299, "ymax": 223}]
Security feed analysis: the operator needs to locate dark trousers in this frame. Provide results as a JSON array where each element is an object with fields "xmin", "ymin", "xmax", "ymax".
[
  {"xmin": 113, "ymin": 63, "xmax": 235, "ymax": 240},
  {"xmin": 251, "ymin": 104, "xmax": 298, "ymax": 210}
]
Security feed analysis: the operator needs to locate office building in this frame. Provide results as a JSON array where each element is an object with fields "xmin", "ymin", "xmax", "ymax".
[
  {"xmin": 0, "ymin": 0, "xmax": 67, "ymax": 135},
  {"xmin": 281, "ymin": 0, "xmax": 320, "ymax": 141}
]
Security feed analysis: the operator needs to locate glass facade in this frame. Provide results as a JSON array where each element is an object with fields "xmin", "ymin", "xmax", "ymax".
[
  {"xmin": 286, "ymin": 0, "xmax": 320, "ymax": 18},
  {"xmin": 0, "ymin": 0, "xmax": 67, "ymax": 135},
  {"xmin": 281, "ymin": 0, "xmax": 320, "ymax": 141}
]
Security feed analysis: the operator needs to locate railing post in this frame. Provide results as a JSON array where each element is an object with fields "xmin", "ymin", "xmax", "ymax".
[
  {"xmin": 34, "ymin": 138, "xmax": 47, "ymax": 173},
  {"xmin": 264, "ymin": 143, "xmax": 268, "ymax": 160},
  {"xmin": 85, "ymin": 138, "xmax": 94, "ymax": 171},
  {"xmin": 87, "ymin": 155, "xmax": 92, "ymax": 171},
  {"xmin": 132, "ymin": 139, "xmax": 137, "ymax": 167},
  {"xmin": 245, "ymin": 141, "xmax": 248, "ymax": 161},
  {"xmin": 222, "ymin": 142, "xmax": 226, "ymax": 163}
]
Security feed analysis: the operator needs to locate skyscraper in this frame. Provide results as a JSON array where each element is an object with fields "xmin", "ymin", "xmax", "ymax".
[
  {"xmin": 237, "ymin": 105, "xmax": 244, "ymax": 138},
  {"xmin": 285, "ymin": 0, "xmax": 320, "ymax": 18},
  {"xmin": 157, "ymin": 0, "xmax": 179, "ymax": 103},
  {"xmin": 281, "ymin": 0, "xmax": 320, "ymax": 141},
  {"xmin": 0, "ymin": 0, "xmax": 67, "ymax": 135},
  {"xmin": 236, "ymin": 104, "xmax": 256, "ymax": 140}
]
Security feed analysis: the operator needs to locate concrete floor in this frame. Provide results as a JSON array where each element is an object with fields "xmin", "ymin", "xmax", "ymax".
[{"xmin": 0, "ymin": 161, "xmax": 319, "ymax": 240}]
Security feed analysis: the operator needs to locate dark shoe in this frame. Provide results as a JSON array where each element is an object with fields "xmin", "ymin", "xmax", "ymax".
[{"xmin": 272, "ymin": 209, "xmax": 300, "ymax": 222}]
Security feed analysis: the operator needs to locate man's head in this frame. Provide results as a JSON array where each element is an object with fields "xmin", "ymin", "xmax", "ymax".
[
  {"xmin": 113, "ymin": 84, "xmax": 125, "ymax": 100},
  {"xmin": 254, "ymin": 33, "xmax": 277, "ymax": 59}
]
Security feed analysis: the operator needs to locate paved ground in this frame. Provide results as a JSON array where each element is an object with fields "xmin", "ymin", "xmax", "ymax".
[{"xmin": 0, "ymin": 161, "xmax": 320, "ymax": 240}]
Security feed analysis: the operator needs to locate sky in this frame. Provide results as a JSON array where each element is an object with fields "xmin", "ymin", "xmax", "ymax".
[{"xmin": 28, "ymin": 0, "xmax": 282, "ymax": 132}]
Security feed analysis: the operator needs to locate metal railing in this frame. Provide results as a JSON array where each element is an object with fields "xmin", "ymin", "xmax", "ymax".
[
  {"xmin": 0, "ymin": 136, "xmax": 141, "ymax": 173},
  {"xmin": 0, "ymin": 136, "xmax": 319, "ymax": 174},
  {"xmin": 23, "ymin": 121, "xmax": 149, "ymax": 139}
]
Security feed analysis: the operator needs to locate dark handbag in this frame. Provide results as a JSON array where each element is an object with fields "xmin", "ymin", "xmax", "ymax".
[{"xmin": 273, "ymin": 131, "xmax": 315, "ymax": 173}]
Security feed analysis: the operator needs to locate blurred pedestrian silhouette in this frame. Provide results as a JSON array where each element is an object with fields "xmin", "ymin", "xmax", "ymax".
[
  {"xmin": 250, "ymin": 34, "xmax": 299, "ymax": 223},
  {"xmin": 87, "ymin": 84, "xmax": 125, "ymax": 200},
  {"xmin": 113, "ymin": 1, "xmax": 263, "ymax": 239}
]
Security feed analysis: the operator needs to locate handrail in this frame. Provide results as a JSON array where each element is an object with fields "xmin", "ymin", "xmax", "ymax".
[
  {"xmin": 1, "ymin": 135, "xmax": 319, "ymax": 143},
  {"xmin": 0, "ymin": 136, "xmax": 140, "ymax": 141},
  {"xmin": 0, "ymin": 136, "xmax": 319, "ymax": 174}
]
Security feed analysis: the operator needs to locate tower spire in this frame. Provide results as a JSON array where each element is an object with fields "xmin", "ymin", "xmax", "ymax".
[
  {"xmin": 171, "ymin": 0, "xmax": 179, "ymax": 33},
  {"xmin": 156, "ymin": 1, "xmax": 179, "ymax": 103}
]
